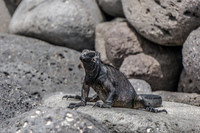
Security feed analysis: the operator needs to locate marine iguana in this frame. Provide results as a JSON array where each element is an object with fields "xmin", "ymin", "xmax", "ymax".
[{"xmin": 63, "ymin": 49, "xmax": 167, "ymax": 113}]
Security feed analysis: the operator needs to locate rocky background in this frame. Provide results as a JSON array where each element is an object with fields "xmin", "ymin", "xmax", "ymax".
[{"xmin": 0, "ymin": 0, "xmax": 200, "ymax": 132}]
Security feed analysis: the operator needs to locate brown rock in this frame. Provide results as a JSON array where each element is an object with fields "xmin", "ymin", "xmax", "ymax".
[
  {"xmin": 104, "ymin": 22, "xmax": 182, "ymax": 91},
  {"xmin": 95, "ymin": 18, "xmax": 125, "ymax": 63}
]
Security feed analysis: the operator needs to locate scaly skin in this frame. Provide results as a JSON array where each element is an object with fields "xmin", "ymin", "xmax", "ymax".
[{"xmin": 63, "ymin": 49, "xmax": 167, "ymax": 113}]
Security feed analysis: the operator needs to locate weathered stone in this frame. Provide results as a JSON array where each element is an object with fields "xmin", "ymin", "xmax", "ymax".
[
  {"xmin": 129, "ymin": 78, "xmax": 152, "ymax": 94},
  {"xmin": 104, "ymin": 22, "xmax": 182, "ymax": 91},
  {"xmin": 43, "ymin": 93, "xmax": 200, "ymax": 133},
  {"xmin": 0, "ymin": 0, "xmax": 11, "ymax": 33},
  {"xmin": 95, "ymin": 18, "xmax": 125, "ymax": 63},
  {"xmin": 122, "ymin": 0, "xmax": 200, "ymax": 46},
  {"xmin": 0, "ymin": 73, "xmax": 38, "ymax": 123},
  {"xmin": 97, "ymin": 0, "xmax": 124, "ymax": 17},
  {"xmin": 183, "ymin": 27, "xmax": 200, "ymax": 91},
  {"xmin": 105, "ymin": 22, "xmax": 143, "ymax": 67},
  {"xmin": 178, "ymin": 69, "xmax": 199, "ymax": 94},
  {"xmin": 153, "ymin": 91, "xmax": 200, "ymax": 107},
  {"xmin": 9, "ymin": 0, "xmax": 104, "ymax": 51},
  {"xmin": 0, "ymin": 107, "xmax": 109, "ymax": 133},
  {"xmin": 0, "ymin": 34, "xmax": 83, "ymax": 98}
]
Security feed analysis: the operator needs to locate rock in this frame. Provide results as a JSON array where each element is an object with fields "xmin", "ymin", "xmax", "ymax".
[
  {"xmin": 9, "ymin": 0, "xmax": 104, "ymax": 51},
  {"xmin": 178, "ymin": 69, "xmax": 199, "ymax": 93},
  {"xmin": 97, "ymin": 0, "xmax": 124, "ymax": 17},
  {"xmin": 0, "ymin": 34, "xmax": 84, "ymax": 99},
  {"xmin": 0, "ymin": 0, "xmax": 11, "ymax": 33},
  {"xmin": 129, "ymin": 78, "xmax": 152, "ymax": 94},
  {"xmin": 182, "ymin": 27, "xmax": 200, "ymax": 91},
  {"xmin": 122, "ymin": 0, "xmax": 200, "ymax": 46},
  {"xmin": 3, "ymin": 0, "xmax": 22, "ymax": 15},
  {"xmin": 43, "ymin": 93, "xmax": 200, "ymax": 133},
  {"xmin": 0, "ymin": 72, "xmax": 38, "ymax": 123},
  {"xmin": 0, "ymin": 107, "xmax": 109, "ymax": 133},
  {"xmin": 153, "ymin": 91, "xmax": 200, "ymax": 107},
  {"xmin": 95, "ymin": 18, "xmax": 125, "ymax": 63},
  {"xmin": 104, "ymin": 22, "xmax": 182, "ymax": 91}
]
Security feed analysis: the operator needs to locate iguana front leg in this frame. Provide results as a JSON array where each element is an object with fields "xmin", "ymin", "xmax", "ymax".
[
  {"xmin": 67, "ymin": 82, "xmax": 90, "ymax": 109},
  {"xmin": 94, "ymin": 79, "xmax": 116, "ymax": 108}
]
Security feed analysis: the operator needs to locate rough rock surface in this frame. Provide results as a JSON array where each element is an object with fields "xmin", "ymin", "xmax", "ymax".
[
  {"xmin": 95, "ymin": 18, "xmax": 125, "ymax": 63},
  {"xmin": 43, "ymin": 93, "xmax": 200, "ymax": 133},
  {"xmin": 0, "ymin": 34, "xmax": 84, "ymax": 98},
  {"xmin": 104, "ymin": 22, "xmax": 182, "ymax": 91},
  {"xmin": 0, "ymin": 107, "xmax": 109, "ymax": 133},
  {"xmin": 183, "ymin": 27, "xmax": 200, "ymax": 91},
  {"xmin": 97, "ymin": 0, "xmax": 124, "ymax": 17},
  {"xmin": 129, "ymin": 78, "xmax": 152, "ymax": 94},
  {"xmin": 9, "ymin": 0, "xmax": 104, "ymax": 51},
  {"xmin": 0, "ymin": 72, "xmax": 38, "ymax": 123},
  {"xmin": 153, "ymin": 91, "xmax": 200, "ymax": 107},
  {"xmin": 178, "ymin": 69, "xmax": 199, "ymax": 94},
  {"xmin": 0, "ymin": 0, "xmax": 11, "ymax": 33},
  {"xmin": 122, "ymin": 0, "xmax": 200, "ymax": 46}
]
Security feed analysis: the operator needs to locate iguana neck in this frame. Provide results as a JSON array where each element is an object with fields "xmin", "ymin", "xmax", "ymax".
[{"xmin": 84, "ymin": 61, "xmax": 101, "ymax": 82}]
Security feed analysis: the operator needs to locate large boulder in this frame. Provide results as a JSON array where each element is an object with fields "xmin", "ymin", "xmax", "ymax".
[
  {"xmin": 0, "ymin": 0, "xmax": 11, "ymax": 33},
  {"xmin": 0, "ymin": 107, "xmax": 109, "ymax": 133},
  {"xmin": 0, "ymin": 72, "xmax": 38, "ymax": 123},
  {"xmin": 178, "ymin": 69, "xmax": 199, "ymax": 93},
  {"xmin": 122, "ymin": 0, "xmax": 200, "ymax": 46},
  {"xmin": 9, "ymin": 0, "xmax": 104, "ymax": 51},
  {"xmin": 182, "ymin": 27, "xmax": 200, "ymax": 91},
  {"xmin": 104, "ymin": 22, "xmax": 182, "ymax": 91},
  {"xmin": 43, "ymin": 93, "xmax": 200, "ymax": 133},
  {"xmin": 97, "ymin": 0, "xmax": 124, "ymax": 17},
  {"xmin": 0, "ymin": 34, "xmax": 84, "ymax": 99}
]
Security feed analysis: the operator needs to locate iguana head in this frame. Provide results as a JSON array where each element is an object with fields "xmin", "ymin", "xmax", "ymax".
[{"xmin": 80, "ymin": 49, "xmax": 101, "ymax": 75}]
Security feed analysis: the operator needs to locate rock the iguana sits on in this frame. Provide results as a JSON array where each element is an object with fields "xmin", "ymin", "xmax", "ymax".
[{"xmin": 63, "ymin": 49, "xmax": 167, "ymax": 113}]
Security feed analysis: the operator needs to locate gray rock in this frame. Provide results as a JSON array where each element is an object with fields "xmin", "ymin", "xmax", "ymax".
[
  {"xmin": 95, "ymin": 18, "xmax": 125, "ymax": 63},
  {"xmin": 0, "ymin": 107, "xmax": 109, "ymax": 133},
  {"xmin": 183, "ymin": 27, "xmax": 200, "ymax": 91},
  {"xmin": 97, "ymin": 0, "xmax": 124, "ymax": 17},
  {"xmin": 43, "ymin": 93, "xmax": 200, "ymax": 133},
  {"xmin": 0, "ymin": 0, "xmax": 11, "ymax": 33},
  {"xmin": 122, "ymin": 0, "xmax": 200, "ymax": 46},
  {"xmin": 104, "ymin": 22, "xmax": 182, "ymax": 91},
  {"xmin": 0, "ymin": 34, "xmax": 84, "ymax": 98},
  {"xmin": 178, "ymin": 69, "xmax": 199, "ymax": 94},
  {"xmin": 129, "ymin": 78, "xmax": 152, "ymax": 94},
  {"xmin": 9, "ymin": 0, "xmax": 104, "ymax": 51},
  {"xmin": 0, "ymin": 72, "xmax": 38, "ymax": 123},
  {"xmin": 153, "ymin": 91, "xmax": 200, "ymax": 107}
]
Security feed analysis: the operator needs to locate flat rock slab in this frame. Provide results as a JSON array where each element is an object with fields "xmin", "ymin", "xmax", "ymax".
[
  {"xmin": 0, "ymin": 107, "xmax": 109, "ymax": 133},
  {"xmin": 43, "ymin": 93, "xmax": 200, "ymax": 133},
  {"xmin": 153, "ymin": 91, "xmax": 200, "ymax": 107}
]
